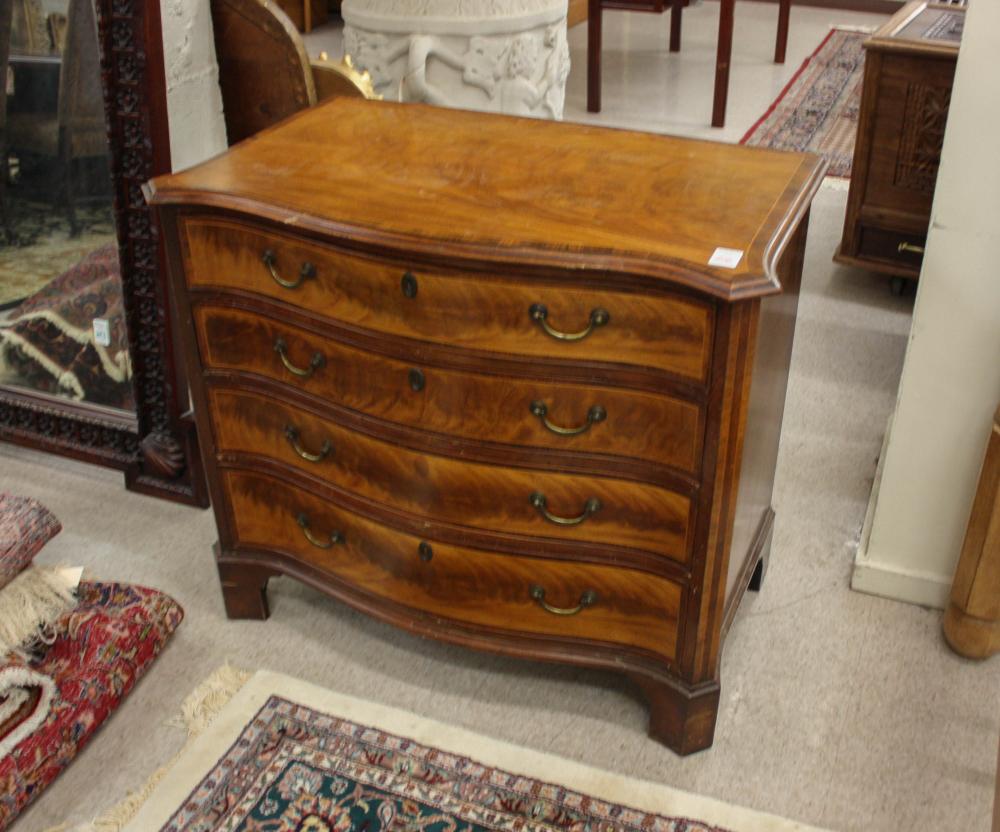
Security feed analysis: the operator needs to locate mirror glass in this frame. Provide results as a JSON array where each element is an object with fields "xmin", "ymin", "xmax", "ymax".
[{"xmin": 0, "ymin": 0, "xmax": 135, "ymax": 412}]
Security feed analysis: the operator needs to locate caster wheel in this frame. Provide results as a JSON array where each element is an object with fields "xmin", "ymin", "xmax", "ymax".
[{"xmin": 889, "ymin": 276, "xmax": 906, "ymax": 296}]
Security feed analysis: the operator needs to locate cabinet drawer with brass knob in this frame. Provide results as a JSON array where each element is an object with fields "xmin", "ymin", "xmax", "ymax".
[
  {"xmin": 207, "ymin": 386, "xmax": 694, "ymax": 563},
  {"xmin": 223, "ymin": 469, "xmax": 683, "ymax": 662},
  {"xmin": 180, "ymin": 217, "xmax": 713, "ymax": 382},
  {"xmin": 193, "ymin": 304, "xmax": 702, "ymax": 474}
]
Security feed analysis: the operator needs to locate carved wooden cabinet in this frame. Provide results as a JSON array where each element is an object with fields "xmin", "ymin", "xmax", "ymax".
[
  {"xmin": 835, "ymin": 1, "xmax": 964, "ymax": 288},
  {"xmin": 148, "ymin": 99, "xmax": 824, "ymax": 754}
]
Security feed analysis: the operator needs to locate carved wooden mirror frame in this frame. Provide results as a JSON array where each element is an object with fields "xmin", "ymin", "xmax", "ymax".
[{"xmin": 0, "ymin": 0, "xmax": 208, "ymax": 507}]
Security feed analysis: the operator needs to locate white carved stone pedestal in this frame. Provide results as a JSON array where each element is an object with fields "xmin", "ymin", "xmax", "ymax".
[{"xmin": 342, "ymin": 0, "xmax": 570, "ymax": 119}]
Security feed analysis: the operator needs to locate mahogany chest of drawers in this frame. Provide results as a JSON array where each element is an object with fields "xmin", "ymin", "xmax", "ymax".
[
  {"xmin": 148, "ymin": 99, "xmax": 824, "ymax": 754},
  {"xmin": 835, "ymin": 1, "xmax": 964, "ymax": 288}
]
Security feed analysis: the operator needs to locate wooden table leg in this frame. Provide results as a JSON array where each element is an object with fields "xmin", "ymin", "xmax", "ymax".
[
  {"xmin": 774, "ymin": 0, "xmax": 790, "ymax": 64},
  {"xmin": 712, "ymin": 0, "xmax": 734, "ymax": 128},
  {"xmin": 943, "ymin": 404, "xmax": 1000, "ymax": 660},
  {"xmin": 587, "ymin": 0, "xmax": 603, "ymax": 112},
  {"xmin": 670, "ymin": 0, "xmax": 683, "ymax": 53}
]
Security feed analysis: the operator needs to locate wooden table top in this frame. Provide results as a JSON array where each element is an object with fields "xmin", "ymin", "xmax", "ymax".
[{"xmin": 148, "ymin": 99, "xmax": 825, "ymax": 301}]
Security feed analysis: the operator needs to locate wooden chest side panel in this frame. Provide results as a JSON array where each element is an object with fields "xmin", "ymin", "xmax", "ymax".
[
  {"xmin": 192, "ymin": 304, "xmax": 703, "ymax": 474},
  {"xmin": 182, "ymin": 217, "xmax": 715, "ymax": 383},
  {"xmin": 862, "ymin": 51, "xmax": 955, "ymax": 220},
  {"xmin": 723, "ymin": 218, "xmax": 807, "ymax": 612},
  {"xmin": 224, "ymin": 469, "xmax": 682, "ymax": 662},
  {"xmin": 207, "ymin": 386, "xmax": 693, "ymax": 563}
]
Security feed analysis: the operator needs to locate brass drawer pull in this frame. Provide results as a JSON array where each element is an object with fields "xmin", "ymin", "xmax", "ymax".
[
  {"xmin": 529, "ymin": 304, "xmax": 609, "ymax": 342},
  {"xmin": 529, "ymin": 492, "xmax": 602, "ymax": 526},
  {"xmin": 897, "ymin": 242, "xmax": 925, "ymax": 255},
  {"xmin": 262, "ymin": 249, "xmax": 316, "ymax": 289},
  {"xmin": 296, "ymin": 513, "xmax": 344, "ymax": 549},
  {"xmin": 529, "ymin": 585, "xmax": 598, "ymax": 616},
  {"xmin": 530, "ymin": 401, "xmax": 606, "ymax": 436},
  {"xmin": 284, "ymin": 424, "xmax": 332, "ymax": 462},
  {"xmin": 274, "ymin": 337, "xmax": 326, "ymax": 378}
]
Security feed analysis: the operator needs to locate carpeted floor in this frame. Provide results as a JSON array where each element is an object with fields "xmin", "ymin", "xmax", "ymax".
[
  {"xmin": 741, "ymin": 29, "xmax": 867, "ymax": 178},
  {"xmin": 5, "ymin": 182, "xmax": 997, "ymax": 832},
  {"xmin": 3, "ymin": 6, "xmax": 998, "ymax": 832},
  {"xmin": 0, "ymin": 200, "xmax": 116, "ymax": 310}
]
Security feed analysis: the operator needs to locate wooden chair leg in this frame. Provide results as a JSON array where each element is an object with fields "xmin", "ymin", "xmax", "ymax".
[
  {"xmin": 711, "ymin": 0, "xmax": 734, "ymax": 128},
  {"xmin": 669, "ymin": 0, "xmax": 683, "ymax": 53},
  {"xmin": 774, "ymin": 0, "xmax": 790, "ymax": 64},
  {"xmin": 587, "ymin": 0, "xmax": 603, "ymax": 113}
]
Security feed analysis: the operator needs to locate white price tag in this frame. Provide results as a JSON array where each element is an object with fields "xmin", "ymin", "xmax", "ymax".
[
  {"xmin": 708, "ymin": 247, "xmax": 744, "ymax": 269},
  {"xmin": 92, "ymin": 318, "xmax": 111, "ymax": 346}
]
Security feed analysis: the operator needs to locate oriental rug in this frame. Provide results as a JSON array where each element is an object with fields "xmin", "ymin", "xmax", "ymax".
[
  {"xmin": 120, "ymin": 670, "xmax": 832, "ymax": 832},
  {"xmin": 0, "ymin": 582, "xmax": 183, "ymax": 830},
  {"xmin": 741, "ymin": 29, "xmax": 868, "ymax": 179}
]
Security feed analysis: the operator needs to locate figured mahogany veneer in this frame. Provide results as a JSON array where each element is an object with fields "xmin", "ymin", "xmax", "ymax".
[
  {"xmin": 183, "ymin": 217, "xmax": 714, "ymax": 383},
  {"xmin": 148, "ymin": 99, "xmax": 825, "ymax": 755},
  {"xmin": 208, "ymin": 387, "xmax": 693, "ymax": 563},
  {"xmin": 193, "ymin": 303, "xmax": 703, "ymax": 474},
  {"xmin": 225, "ymin": 469, "xmax": 683, "ymax": 661}
]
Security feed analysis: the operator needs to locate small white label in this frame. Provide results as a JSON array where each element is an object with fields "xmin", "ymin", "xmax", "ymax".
[
  {"xmin": 92, "ymin": 318, "xmax": 111, "ymax": 346},
  {"xmin": 708, "ymin": 247, "xmax": 744, "ymax": 269}
]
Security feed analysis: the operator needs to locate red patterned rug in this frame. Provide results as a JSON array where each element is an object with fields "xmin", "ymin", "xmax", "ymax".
[
  {"xmin": 741, "ymin": 29, "xmax": 868, "ymax": 178},
  {"xmin": 0, "ymin": 581, "xmax": 182, "ymax": 830}
]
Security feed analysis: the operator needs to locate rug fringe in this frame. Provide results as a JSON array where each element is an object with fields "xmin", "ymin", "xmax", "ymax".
[
  {"xmin": 0, "ymin": 566, "xmax": 78, "ymax": 656},
  {"xmin": 42, "ymin": 663, "xmax": 252, "ymax": 832}
]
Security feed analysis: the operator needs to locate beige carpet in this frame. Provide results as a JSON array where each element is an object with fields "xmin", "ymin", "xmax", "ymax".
[{"xmin": 4, "ymin": 183, "xmax": 998, "ymax": 832}]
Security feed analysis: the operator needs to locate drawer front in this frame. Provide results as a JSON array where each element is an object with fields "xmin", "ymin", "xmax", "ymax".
[
  {"xmin": 858, "ymin": 225, "xmax": 925, "ymax": 271},
  {"xmin": 224, "ymin": 469, "xmax": 682, "ymax": 661},
  {"xmin": 194, "ymin": 304, "xmax": 702, "ymax": 474},
  {"xmin": 182, "ymin": 217, "xmax": 713, "ymax": 382},
  {"xmin": 208, "ymin": 387, "xmax": 692, "ymax": 562}
]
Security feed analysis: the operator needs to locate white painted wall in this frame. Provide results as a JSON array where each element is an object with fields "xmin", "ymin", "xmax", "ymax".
[
  {"xmin": 852, "ymin": 0, "xmax": 1000, "ymax": 608},
  {"xmin": 159, "ymin": 0, "xmax": 228, "ymax": 172}
]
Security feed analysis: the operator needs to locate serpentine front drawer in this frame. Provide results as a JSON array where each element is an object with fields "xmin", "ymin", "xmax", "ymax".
[
  {"xmin": 192, "ymin": 302, "xmax": 703, "ymax": 475},
  {"xmin": 222, "ymin": 468, "xmax": 683, "ymax": 665},
  {"xmin": 181, "ymin": 215, "xmax": 715, "ymax": 384},
  {"xmin": 207, "ymin": 386, "xmax": 694, "ymax": 565}
]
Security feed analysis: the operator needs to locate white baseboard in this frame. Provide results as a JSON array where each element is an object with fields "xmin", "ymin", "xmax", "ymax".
[{"xmin": 851, "ymin": 555, "xmax": 951, "ymax": 609}]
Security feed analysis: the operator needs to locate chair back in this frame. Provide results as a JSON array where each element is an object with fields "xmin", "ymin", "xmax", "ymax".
[
  {"xmin": 210, "ymin": 0, "xmax": 317, "ymax": 145},
  {"xmin": 57, "ymin": 0, "xmax": 107, "ymax": 159}
]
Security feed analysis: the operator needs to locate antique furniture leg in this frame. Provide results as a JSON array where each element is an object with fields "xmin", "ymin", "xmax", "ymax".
[
  {"xmin": 774, "ymin": 0, "xmax": 790, "ymax": 64},
  {"xmin": 587, "ymin": 0, "xmax": 602, "ymax": 112},
  {"xmin": 669, "ymin": 0, "xmax": 683, "ymax": 53},
  {"xmin": 943, "ymin": 404, "xmax": 1000, "ymax": 659},
  {"xmin": 218, "ymin": 558, "xmax": 274, "ymax": 620},
  {"xmin": 630, "ymin": 672, "xmax": 721, "ymax": 755},
  {"xmin": 711, "ymin": 0, "xmax": 734, "ymax": 128}
]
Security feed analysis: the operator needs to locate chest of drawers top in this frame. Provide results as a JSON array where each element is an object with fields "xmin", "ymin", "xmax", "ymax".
[{"xmin": 147, "ymin": 99, "xmax": 824, "ymax": 301}]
